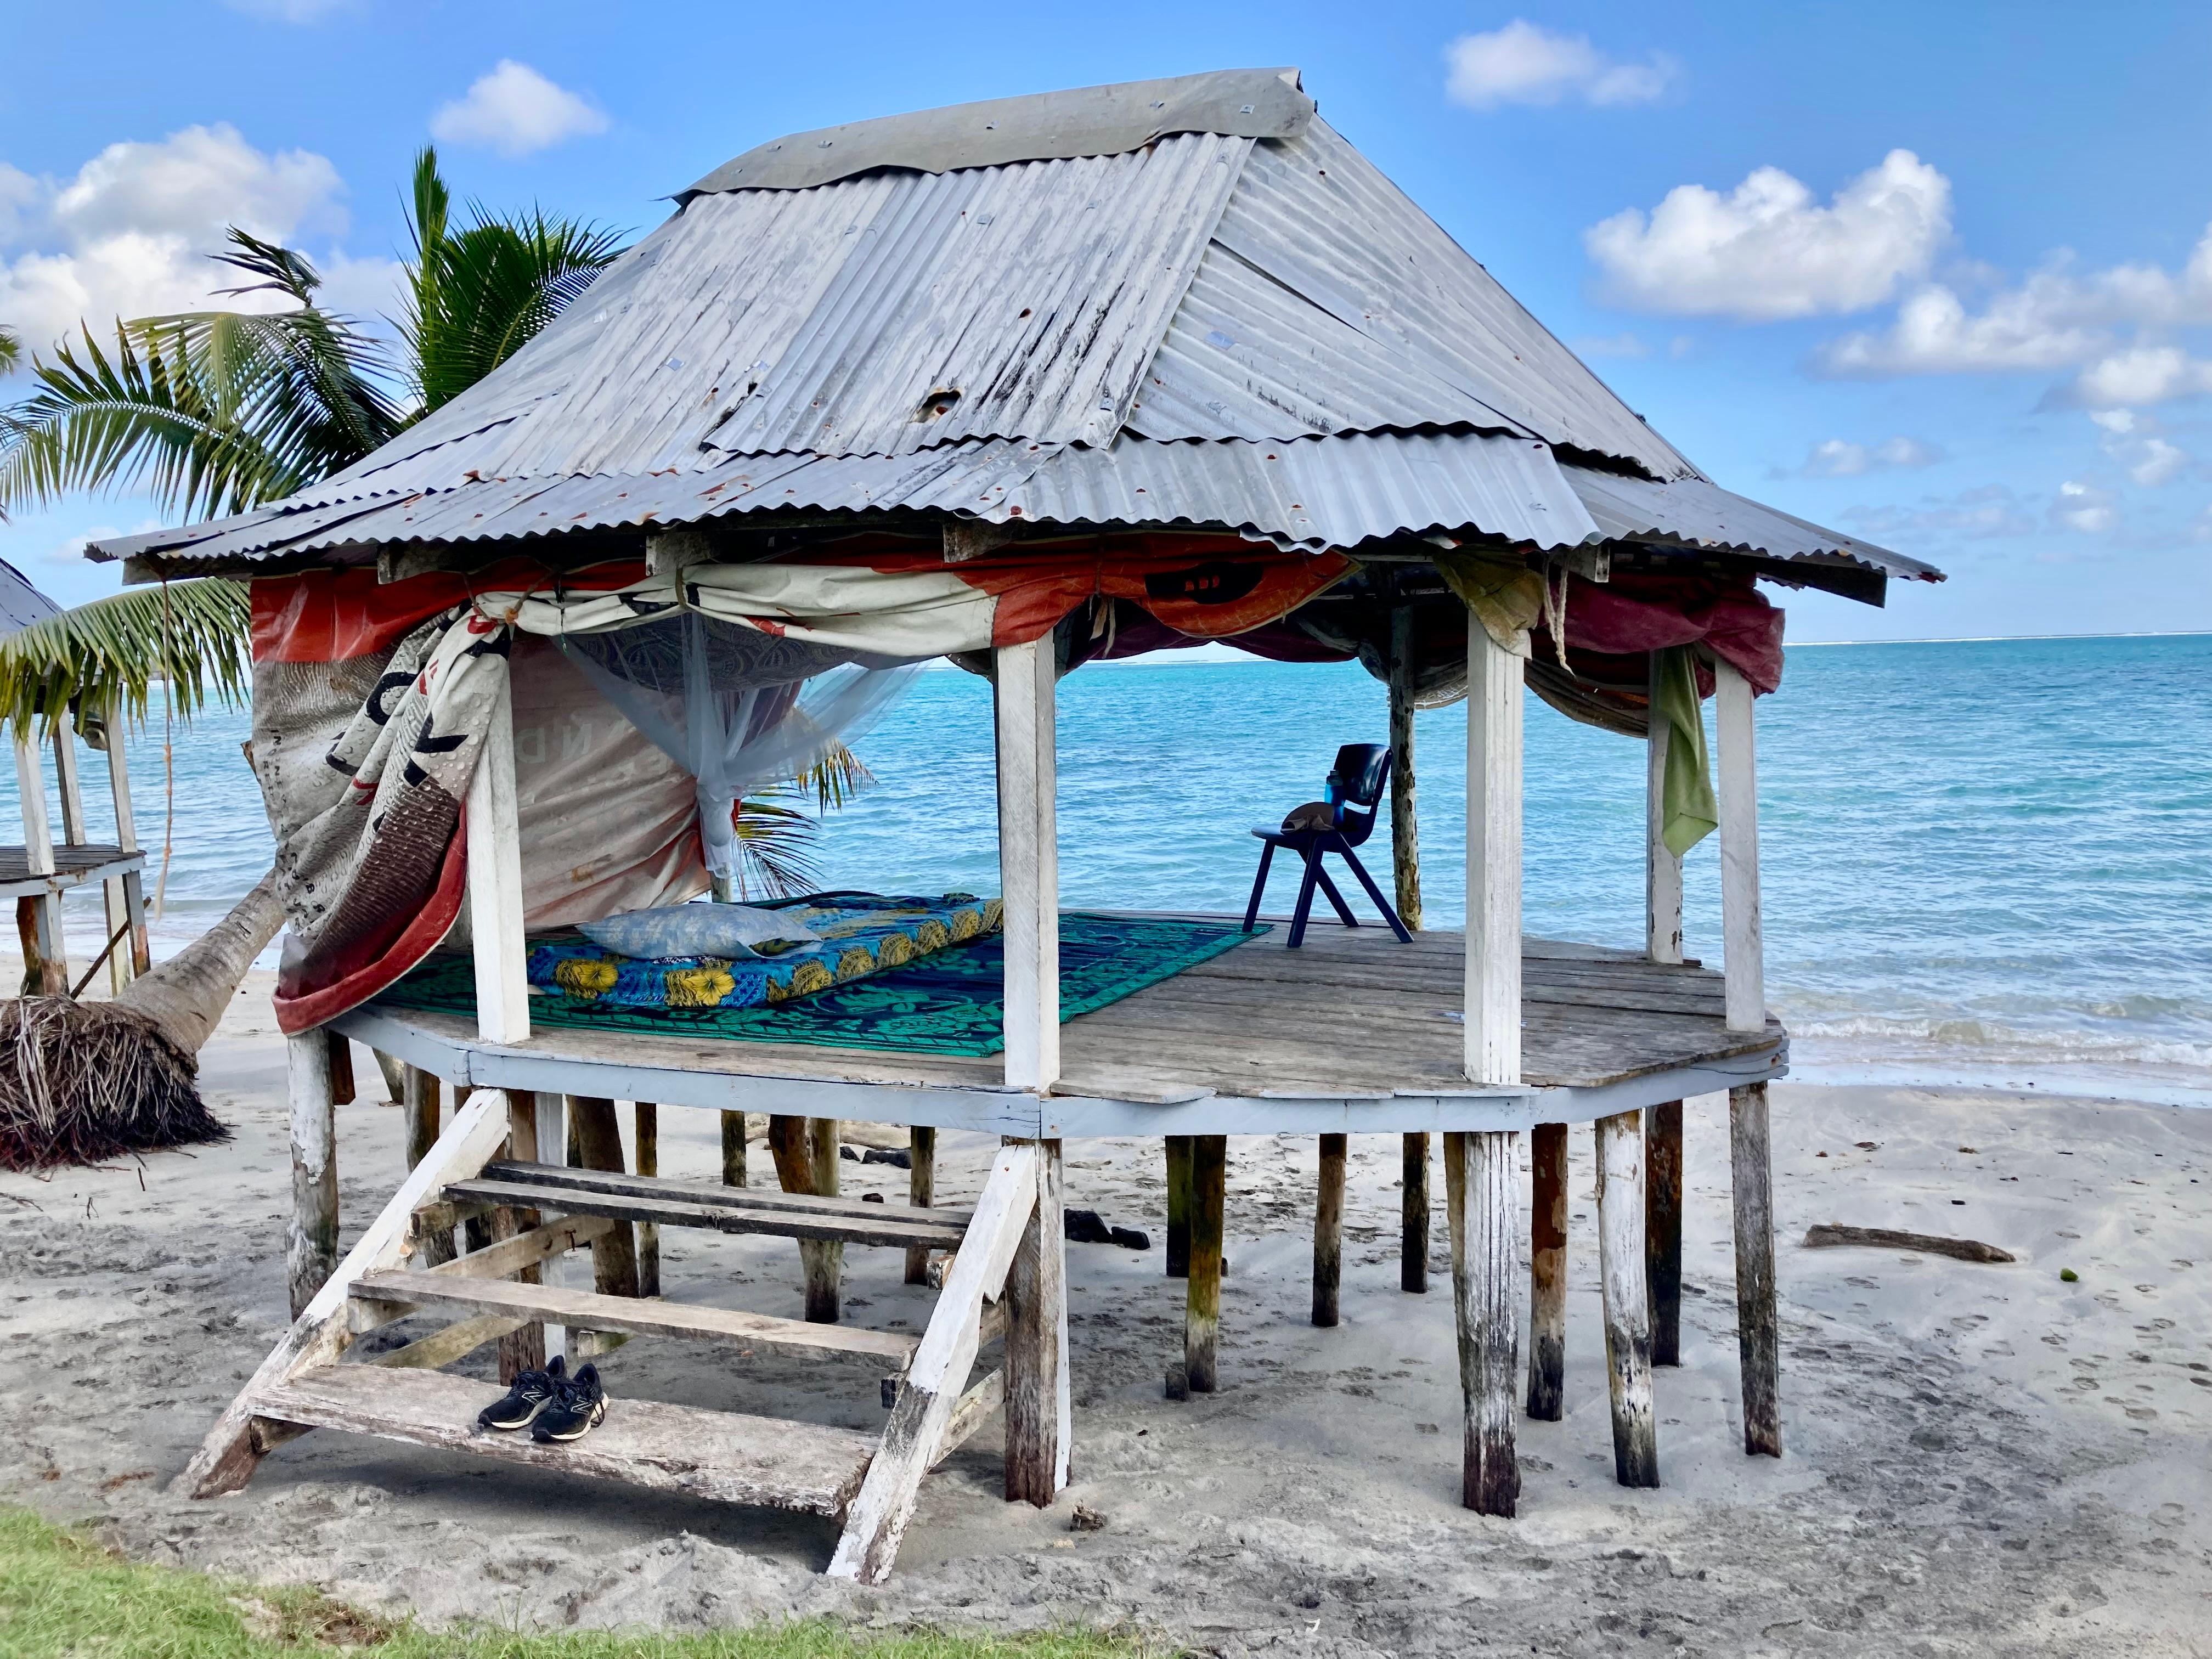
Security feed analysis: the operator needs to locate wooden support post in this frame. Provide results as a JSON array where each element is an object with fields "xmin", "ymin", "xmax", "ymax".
[
  {"xmin": 51, "ymin": 714, "xmax": 87, "ymax": 847},
  {"xmin": 99, "ymin": 697, "xmax": 149, "ymax": 989},
  {"xmin": 1401, "ymin": 1132, "xmax": 1430, "ymax": 1294},
  {"xmin": 905, "ymin": 1125, "xmax": 936, "ymax": 1286},
  {"xmin": 1525, "ymin": 1120, "xmax": 1566, "ymax": 1421},
  {"xmin": 466, "ymin": 672, "xmax": 529, "ymax": 1047},
  {"xmin": 325, "ymin": 1033, "xmax": 356, "ymax": 1105},
  {"xmin": 1445, "ymin": 1130, "xmax": 1519, "ymax": 1517},
  {"xmin": 805, "ymin": 1117, "xmax": 843, "ymax": 1324},
  {"xmin": 994, "ymin": 637, "xmax": 1059, "ymax": 1092},
  {"xmin": 1645, "ymin": 653, "xmax": 1685, "ymax": 967},
  {"xmin": 12, "ymin": 723, "xmax": 65, "ymax": 995},
  {"xmin": 402, "ymin": 1067, "xmax": 453, "ymax": 1267},
  {"xmin": 1646, "ymin": 1099, "xmax": 1683, "ymax": 1367},
  {"xmin": 568, "ymin": 1097, "xmax": 640, "ymax": 1299},
  {"xmin": 1005, "ymin": 1138, "xmax": 1069, "ymax": 1505},
  {"xmin": 1387, "ymin": 602, "xmax": 1423, "ymax": 930},
  {"xmin": 493, "ymin": 1091, "xmax": 546, "ymax": 1383},
  {"xmin": 1164, "ymin": 1135, "xmax": 1192, "ymax": 1279},
  {"xmin": 1595, "ymin": 1110, "xmax": 1658, "ymax": 1487},
  {"xmin": 634, "ymin": 1102, "xmax": 660, "ymax": 1298},
  {"xmin": 1186, "ymin": 1135, "xmax": 1226, "ymax": 1393},
  {"xmin": 1312, "ymin": 1133, "xmax": 1345, "ymax": 1328},
  {"xmin": 285, "ymin": 1031, "xmax": 340, "ymax": 1318},
  {"xmin": 719, "ymin": 1110, "xmax": 747, "ymax": 1188},
  {"xmin": 1716, "ymin": 659, "xmax": 1781, "ymax": 1458}
]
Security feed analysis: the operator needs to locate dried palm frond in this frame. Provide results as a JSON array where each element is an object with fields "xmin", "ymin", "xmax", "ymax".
[{"xmin": 0, "ymin": 996, "xmax": 224, "ymax": 1171}]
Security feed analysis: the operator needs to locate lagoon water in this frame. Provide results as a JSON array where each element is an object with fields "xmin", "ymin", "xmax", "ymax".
[{"xmin": 10, "ymin": 632, "xmax": 2207, "ymax": 1104}]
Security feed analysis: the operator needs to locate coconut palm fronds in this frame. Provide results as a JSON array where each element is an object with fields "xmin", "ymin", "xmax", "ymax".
[{"xmin": 0, "ymin": 577, "xmax": 250, "ymax": 736}]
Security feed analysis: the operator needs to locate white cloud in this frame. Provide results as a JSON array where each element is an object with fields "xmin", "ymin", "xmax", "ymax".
[
  {"xmin": 1444, "ymin": 20, "xmax": 1679, "ymax": 110},
  {"xmin": 430, "ymin": 61, "xmax": 610, "ymax": 158},
  {"xmin": 1819, "ymin": 223, "xmax": 2212, "ymax": 403},
  {"xmin": 2051, "ymin": 478, "xmax": 2118, "ymax": 534},
  {"xmin": 2089, "ymin": 408, "xmax": 2191, "ymax": 487},
  {"xmin": 0, "ymin": 125, "xmax": 395, "ymax": 369},
  {"xmin": 1798, "ymin": 435, "xmax": 1944, "ymax": 478},
  {"xmin": 1844, "ymin": 484, "xmax": 2036, "ymax": 541},
  {"xmin": 1584, "ymin": 150, "xmax": 1951, "ymax": 320}
]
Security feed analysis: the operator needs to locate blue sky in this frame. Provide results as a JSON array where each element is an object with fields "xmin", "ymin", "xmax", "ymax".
[{"xmin": 5, "ymin": 0, "xmax": 2210, "ymax": 640}]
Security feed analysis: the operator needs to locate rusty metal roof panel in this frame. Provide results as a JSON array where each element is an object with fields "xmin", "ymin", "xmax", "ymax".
[{"xmin": 1564, "ymin": 467, "xmax": 1944, "ymax": 582}]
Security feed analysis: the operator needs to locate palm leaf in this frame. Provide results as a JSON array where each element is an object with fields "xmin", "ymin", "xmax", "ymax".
[
  {"xmin": 0, "ymin": 326, "xmax": 18, "ymax": 376},
  {"xmin": 728, "ymin": 797, "xmax": 825, "ymax": 900},
  {"xmin": 0, "ymin": 578, "xmax": 250, "ymax": 736}
]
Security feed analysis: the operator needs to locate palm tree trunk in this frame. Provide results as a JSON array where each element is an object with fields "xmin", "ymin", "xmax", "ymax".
[{"xmin": 114, "ymin": 867, "xmax": 285, "ymax": 1054}]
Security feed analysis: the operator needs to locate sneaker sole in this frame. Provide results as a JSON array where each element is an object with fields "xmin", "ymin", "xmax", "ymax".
[
  {"xmin": 478, "ymin": 1398, "xmax": 552, "ymax": 1431},
  {"xmin": 532, "ymin": 1401, "xmax": 609, "ymax": 1443}
]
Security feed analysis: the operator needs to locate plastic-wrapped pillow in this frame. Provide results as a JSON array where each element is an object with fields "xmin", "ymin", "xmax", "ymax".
[{"xmin": 575, "ymin": 904, "xmax": 823, "ymax": 962}]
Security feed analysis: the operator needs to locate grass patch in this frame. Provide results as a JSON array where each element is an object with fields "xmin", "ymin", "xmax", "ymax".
[{"xmin": 0, "ymin": 1508, "xmax": 1158, "ymax": 1658}]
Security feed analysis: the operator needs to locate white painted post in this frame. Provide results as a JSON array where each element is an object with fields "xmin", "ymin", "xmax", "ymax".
[
  {"xmin": 467, "ymin": 673, "xmax": 531, "ymax": 1046},
  {"xmin": 286, "ymin": 1029, "xmax": 340, "ymax": 1317},
  {"xmin": 50, "ymin": 713, "xmax": 87, "ymax": 847},
  {"xmin": 1714, "ymin": 656, "xmax": 1781, "ymax": 1457},
  {"xmin": 994, "ymin": 638, "xmax": 1059, "ymax": 1092},
  {"xmin": 1644, "ymin": 658, "xmax": 1683, "ymax": 968},
  {"xmin": 1644, "ymin": 654, "xmax": 1685, "ymax": 1367},
  {"xmin": 13, "ymin": 721, "xmax": 65, "ymax": 994},
  {"xmin": 1453, "ymin": 611, "xmax": 1523, "ymax": 1515},
  {"xmin": 103, "ymin": 696, "xmax": 149, "ymax": 987},
  {"xmin": 1463, "ymin": 615, "xmax": 1522, "ymax": 1084}
]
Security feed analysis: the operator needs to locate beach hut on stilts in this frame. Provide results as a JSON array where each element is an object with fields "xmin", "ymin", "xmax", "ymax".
[{"xmin": 97, "ymin": 69, "xmax": 1940, "ymax": 1578}]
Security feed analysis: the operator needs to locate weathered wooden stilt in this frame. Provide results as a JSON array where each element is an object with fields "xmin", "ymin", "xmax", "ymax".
[
  {"xmin": 905, "ymin": 1125, "xmax": 936, "ymax": 1286},
  {"xmin": 493, "ymin": 1091, "xmax": 546, "ymax": 1384},
  {"xmin": 10, "ymin": 723, "xmax": 65, "ymax": 996},
  {"xmin": 1313, "ymin": 1133, "xmax": 1345, "ymax": 1328},
  {"xmin": 324, "ymin": 1034, "xmax": 356, "ymax": 1106},
  {"xmin": 1005, "ymin": 1138, "xmax": 1069, "ymax": 1505},
  {"xmin": 1646, "ymin": 1099, "xmax": 1683, "ymax": 1366},
  {"xmin": 568, "ymin": 1097, "xmax": 640, "ymax": 1299},
  {"xmin": 1388, "ymin": 601, "xmax": 1423, "ymax": 930},
  {"xmin": 1445, "ymin": 1129, "xmax": 1519, "ymax": 1516},
  {"xmin": 402, "ymin": 1067, "xmax": 453, "ymax": 1267},
  {"xmin": 1525, "ymin": 1120, "xmax": 1566, "ymax": 1421},
  {"xmin": 804, "ymin": 1118, "xmax": 842, "ymax": 1323},
  {"xmin": 1595, "ymin": 1110, "xmax": 1658, "ymax": 1487},
  {"xmin": 285, "ymin": 1031, "xmax": 339, "ymax": 1318},
  {"xmin": 1731, "ymin": 1081, "xmax": 1782, "ymax": 1456},
  {"xmin": 1164, "ymin": 1134, "xmax": 1192, "ymax": 1278},
  {"xmin": 719, "ymin": 1109, "xmax": 747, "ymax": 1187},
  {"xmin": 634, "ymin": 1102, "xmax": 660, "ymax": 1297},
  {"xmin": 1186, "ymin": 1134, "xmax": 1226, "ymax": 1393},
  {"xmin": 1401, "ymin": 1132, "xmax": 1430, "ymax": 1293},
  {"xmin": 99, "ymin": 692, "xmax": 151, "ymax": 990}
]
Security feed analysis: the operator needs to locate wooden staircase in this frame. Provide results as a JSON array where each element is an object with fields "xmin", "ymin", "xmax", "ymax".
[{"xmin": 176, "ymin": 1092, "xmax": 1066, "ymax": 1583}]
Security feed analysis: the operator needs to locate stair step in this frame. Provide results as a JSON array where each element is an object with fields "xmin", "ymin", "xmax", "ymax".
[
  {"xmin": 249, "ymin": 1364, "xmax": 876, "ymax": 1517},
  {"xmin": 352, "ymin": 1271, "xmax": 920, "ymax": 1365},
  {"xmin": 483, "ymin": 1160, "xmax": 974, "ymax": 1232},
  {"xmin": 445, "ymin": 1176, "xmax": 969, "ymax": 1251}
]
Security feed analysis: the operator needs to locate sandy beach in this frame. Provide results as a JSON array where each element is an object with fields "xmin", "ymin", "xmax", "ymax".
[{"xmin": 4, "ymin": 972, "xmax": 2209, "ymax": 1656}]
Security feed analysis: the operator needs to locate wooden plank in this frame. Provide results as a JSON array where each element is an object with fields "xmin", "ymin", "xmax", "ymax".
[
  {"xmin": 1525, "ymin": 1121, "xmax": 1566, "ymax": 1421},
  {"xmin": 1313, "ymin": 1133, "xmax": 1345, "ymax": 1327},
  {"xmin": 829, "ymin": 1143, "xmax": 1039, "ymax": 1584},
  {"xmin": 1646, "ymin": 1100, "xmax": 1684, "ymax": 1367},
  {"xmin": 444, "ymin": 1178, "xmax": 970, "ymax": 1251},
  {"xmin": 1730, "ymin": 1081, "xmax": 1782, "ymax": 1457},
  {"xmin": 1004, "ymin": 1138, "xmax": 1068, "ymax": 1506},
  {"xmin": 932, "ymin": 1369, "xmax": 1005, "ymax": 1470},
  {"xmin": 1445, "ymin": 1130, "xmax": 1519, "ymax": 1516},
  {"xmin": 427, "ymin": 1214, "xmax": 611, "ymax": 1282},
  {"xmin": 1401, "ymin": 1132, "xmax": 1430, "ymax": 1294},
  {"xmin": 177, "ymin": 1091, "xmax": 514, "ymax": 1499},
  {"xmin": 481, "ymin": 1160, "xmax": 975, "ymax": 1231},
  {"xmin": 466, "ymin": 673, "xmax": 529, "ymax": 1046},
  {"xmin": 1595, "ymin": 1110, "xmax": 1658, "ymax": 1487},
  {"xmin": 249, "ymin": 1364, "xmax": 875, "ymax": 1517},
  {"xmin": 904, "ymin": 1125, "xmax": 936, "ymax": 1286},
  {"xmin": 995, "ymin": 637, "xmax": 1060, "ymax": 1091},
  {"xmin": 1714, "ymin": 660, "xmax": 1764, "ymax": 1034},
  {"xmin": 1463, "ymin": 614, "xmax": 1522, "ymax": 1086},
  {"xmin": 352, "ymin": 1271, "xmax": 921, "ymax": 1364},
  {"xmin": 1186, "ymin": 1135, "xmax": 1226, "ymax": 1393},
  {"xmin": 370, "ymin": 1313, "xmax": 523, "ymax": 1372},
  {"xmin": 1645, "ymin": 652, "xmax": 1685, "ymax": 967},
  {"xmin": 1164, "ymin": 1135, "xmax": 1192, "ymax": 1278},
  {"xmin": 286, "ymin": 1031, "xmax": 340, "ymax": 1319}
]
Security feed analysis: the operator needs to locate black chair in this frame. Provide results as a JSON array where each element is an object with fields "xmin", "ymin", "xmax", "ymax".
[{"xmin": 1243, "ymin": 742, "xmax": 1413, "ymax": 948}]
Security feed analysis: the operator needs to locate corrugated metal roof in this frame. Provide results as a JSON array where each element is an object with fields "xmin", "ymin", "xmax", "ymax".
[
  {"xmin": 0, "ymin": 557, "xmax": 61, "ymax": 637},
  {"xmin": 1563, "ymin": 467, "xmax": 1942, "ymax": 583}
]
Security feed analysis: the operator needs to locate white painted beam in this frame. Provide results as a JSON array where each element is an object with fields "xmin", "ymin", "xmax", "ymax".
[
  {"xmin": 1644, "ymin": 657, "xmax": 1684, "ymax": 967},
  {"xmin": 994, "ymin": 639, "xmax": 1059, "ymax": 1091},
  {"xmin": 1713, "ymin": 661, "xmax": 1764, "ymax": 1033},
  {"xmin": 467, "ymin": 672, "xmax": 531, "ymax": 1046},
  {"xmin": 1463, "ymin": 616, "xmax": 1523, "ymax": 1086}
]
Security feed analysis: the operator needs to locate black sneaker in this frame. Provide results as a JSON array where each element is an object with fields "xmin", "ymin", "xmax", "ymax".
[
  {"xmin": 531, "ymin": 1363, "xmax": 608, "ymax": 1443},
  {"xmin": 478, "ymin": 1354, "xmax": 565, "ymax": 1431}
]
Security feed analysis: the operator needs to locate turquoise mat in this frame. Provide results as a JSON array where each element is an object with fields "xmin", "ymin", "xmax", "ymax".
[{"xmin": 377, "ymin": 911, "xmax": 1269, "ymax": 1057}]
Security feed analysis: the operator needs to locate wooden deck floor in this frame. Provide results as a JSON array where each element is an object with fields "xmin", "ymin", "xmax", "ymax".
[
  {"xmin": 356, "ymin": 918, "xmax": 1784, "ymax": 1130},
  {"xmin": 0, "ymin": 843, "xmax": 140, "ymax": 899}
]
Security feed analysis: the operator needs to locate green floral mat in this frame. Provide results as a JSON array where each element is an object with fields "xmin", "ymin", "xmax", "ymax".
[{"xmin": 376, "ymin": 911, "xmax": 1269, "ymax": 1057}]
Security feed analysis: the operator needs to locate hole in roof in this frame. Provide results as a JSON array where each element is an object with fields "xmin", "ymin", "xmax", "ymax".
[{"xmin": 915, "ymin": 387, "xmax": 963, "ymax": 422}]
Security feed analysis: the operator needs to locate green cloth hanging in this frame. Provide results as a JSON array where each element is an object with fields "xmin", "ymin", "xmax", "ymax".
[{"xmin": 1654, "ymin": 646, "xmax": 1718, "ymax": 857}]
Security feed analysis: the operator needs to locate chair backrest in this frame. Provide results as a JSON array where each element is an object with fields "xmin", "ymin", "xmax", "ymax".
[{"xmin": 1328, "ymin": 743, "xmax": 1390, "ymax": 810}]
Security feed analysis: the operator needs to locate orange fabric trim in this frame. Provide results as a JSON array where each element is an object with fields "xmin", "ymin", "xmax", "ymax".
[{"xmin": 251, "ymin": 560, "xmax": 650, "ymax": 663}]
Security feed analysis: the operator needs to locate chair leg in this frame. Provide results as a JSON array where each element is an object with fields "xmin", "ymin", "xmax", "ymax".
[
  {"xmin": 1287, "ymin": 848, "xmax": 1324, "ymax": 949},
  {"xmin": 1243, "ymin": 842, "xmax": 1276, "ymax": 932},
  {"xmin": 1313, "ymin": 862, "xmax": 1360, "ymax": 928},
  {"xmin": 1336, "ymin": 845, "xmax": 1414, "ymax": 943}
]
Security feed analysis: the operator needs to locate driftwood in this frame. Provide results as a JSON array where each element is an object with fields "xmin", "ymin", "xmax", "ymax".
[{"xmin": 1803, "ymin": 1224, "xmax": 2016, "ymax": 1264}]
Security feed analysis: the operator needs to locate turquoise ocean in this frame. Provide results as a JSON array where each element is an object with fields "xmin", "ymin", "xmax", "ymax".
[{"xmin": 8, "ymin": 632, "xmax": 2207, "ymax": 1105}]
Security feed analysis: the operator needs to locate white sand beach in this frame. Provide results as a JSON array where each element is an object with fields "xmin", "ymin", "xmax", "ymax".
[{"xmin": 4, "ymin": 974, "xmax": 2210, "ymax": 1655}]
